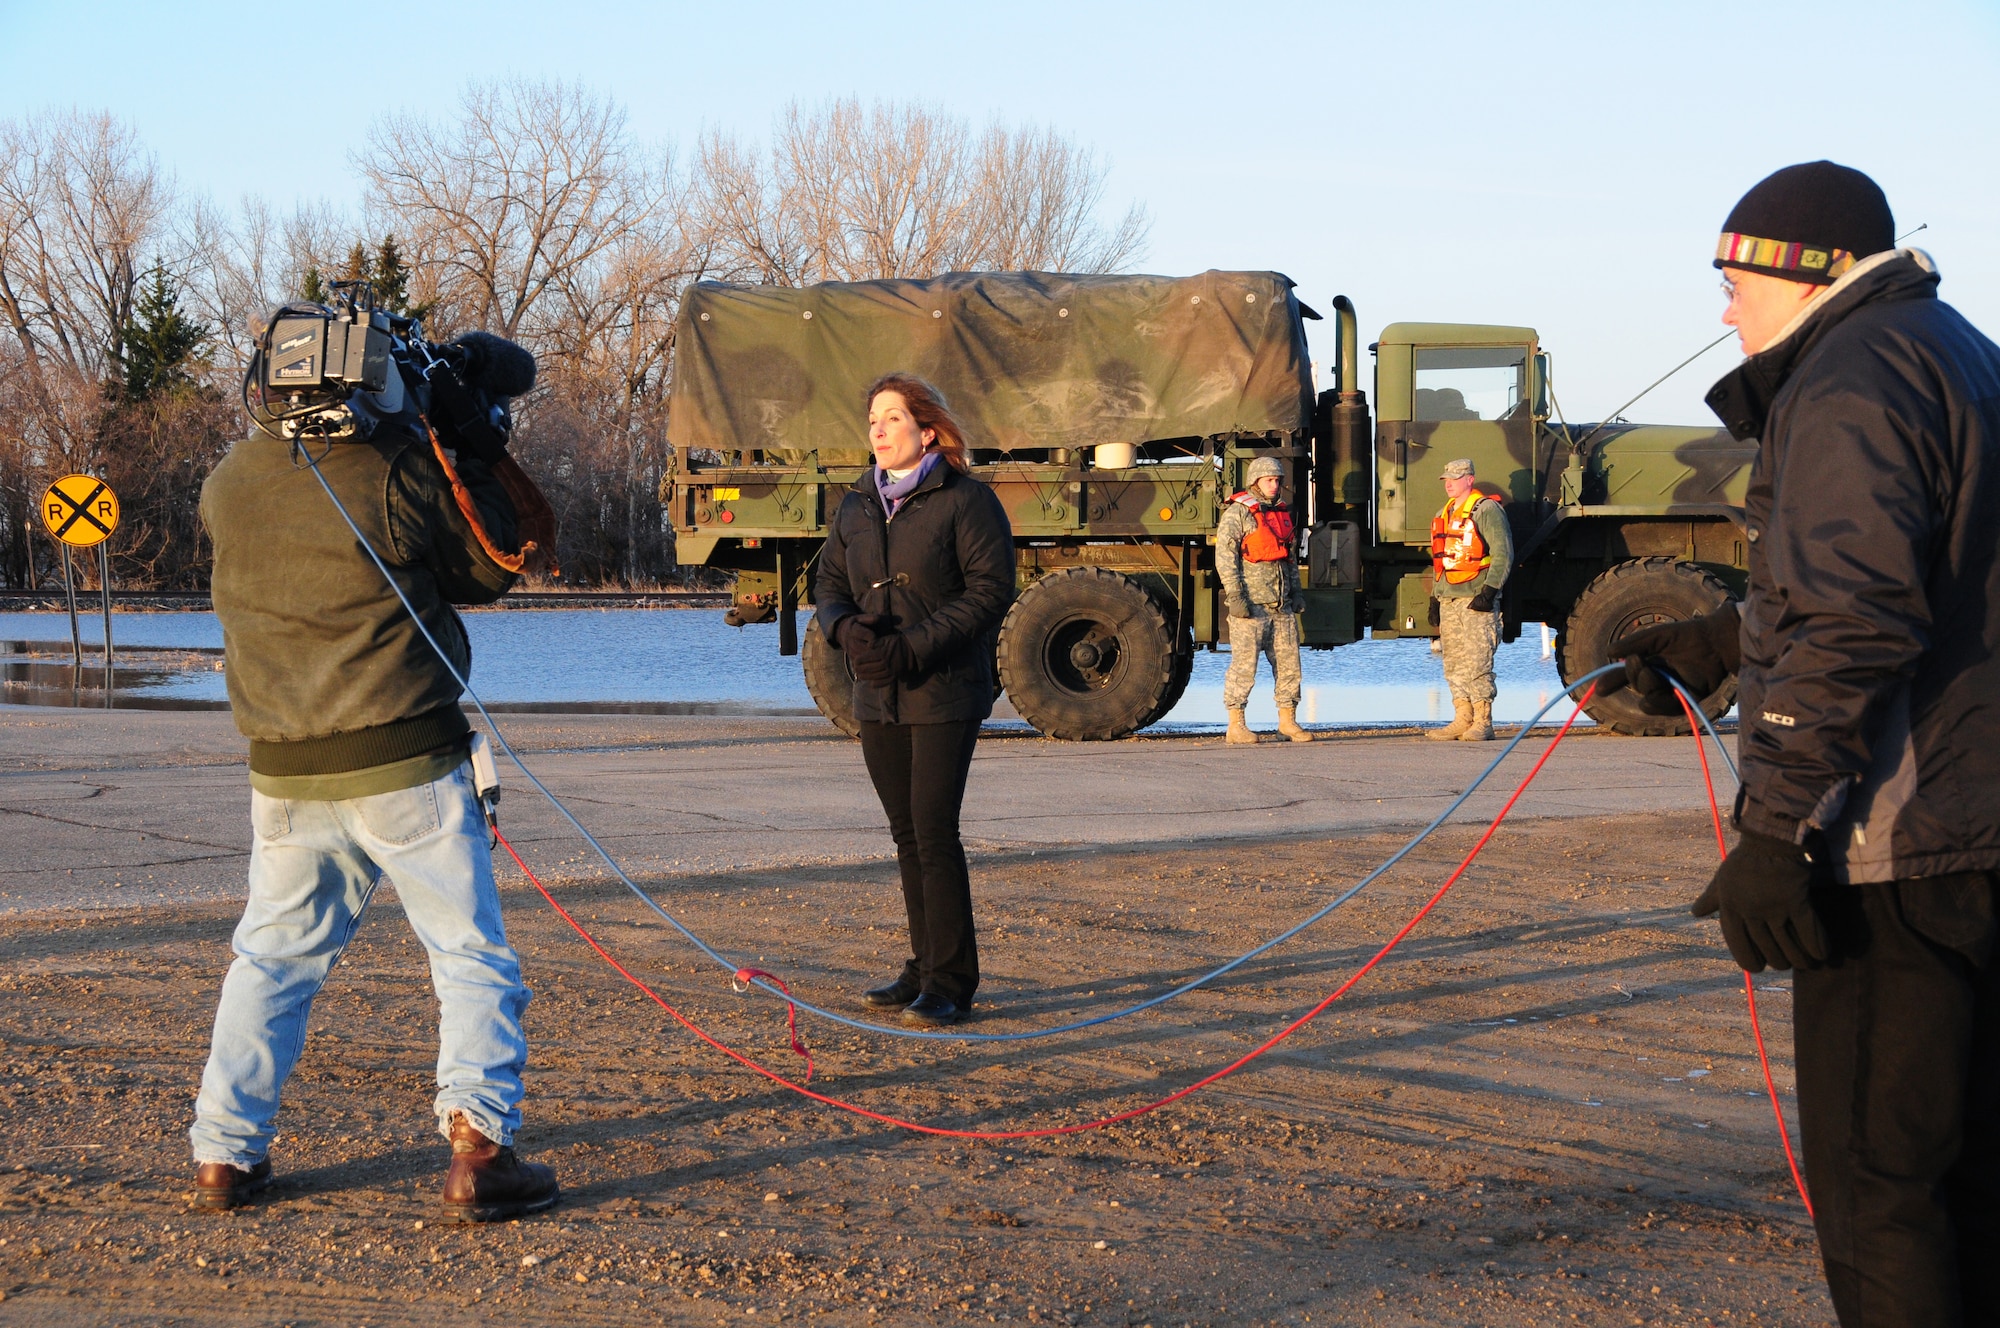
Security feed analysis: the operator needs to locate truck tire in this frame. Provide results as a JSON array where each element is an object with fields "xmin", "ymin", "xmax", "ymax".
[
  {"xmin": 999, "ymin": 568, "xmax": 1177, "ymax": 740},
  {"xmin": 1136, "ymin": 629, "xmax": 1196, "ymax": 730},
  {"xmin": 800, "ymin": 612, "xmax": 861, "ymax": 738},
  {"xmin": 1558, "ymin": 556, "xmax": 1738, "ymax": 737}
]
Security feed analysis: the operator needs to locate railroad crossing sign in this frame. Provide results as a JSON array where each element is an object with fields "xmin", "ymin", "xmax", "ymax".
[{"xmin": 41, "ymin": 474, "xmax": 120, "ymax": 548}]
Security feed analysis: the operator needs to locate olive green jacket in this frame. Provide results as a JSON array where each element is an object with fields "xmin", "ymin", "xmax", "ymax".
[{"xmin": 201, "ymin": 429, "xmax": 519, "ymax": 795}]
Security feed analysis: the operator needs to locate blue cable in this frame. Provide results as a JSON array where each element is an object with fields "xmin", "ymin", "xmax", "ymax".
[
  {"xmin": 1670, "ymin": 675, "xmax": 1741, "ymax": 784},
  {"xmin": 302, "ymin": 448, "xmax": 1625, "ymax": 1042}
]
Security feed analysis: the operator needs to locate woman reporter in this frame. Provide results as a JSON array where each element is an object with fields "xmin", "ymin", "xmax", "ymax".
[{"xmin": 815, "ymin": 374, "xmax": 1015, "ymax": 1026}]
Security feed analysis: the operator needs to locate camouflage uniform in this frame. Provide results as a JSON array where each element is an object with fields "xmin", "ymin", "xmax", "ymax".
[
  {"xmin": 1432, "ymin": 494, "xmax": 1513, "ymax": 705},
  {"xmin": 1217, "ymin": 491, "xmax": 1304, "ymax": 711},
  {"xmin": 1437, "ymin": 596, "xmax": 1500, "ymax": 703}
]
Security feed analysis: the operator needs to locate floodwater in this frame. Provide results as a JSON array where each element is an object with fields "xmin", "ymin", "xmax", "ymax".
[{"xmin": 0, "ymin": 608, "xmax": 1590, "ymax": 729}]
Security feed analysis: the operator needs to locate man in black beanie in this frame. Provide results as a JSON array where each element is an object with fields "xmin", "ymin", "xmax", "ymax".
[{"xmin": 1614, "ymin": 162, "xmax": 2000, "ymax": 1325}]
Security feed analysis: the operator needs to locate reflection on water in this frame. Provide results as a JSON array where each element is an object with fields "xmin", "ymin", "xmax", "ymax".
[{"xmin": 0, "ymin": 609, "xmax": 1586, "ymax": 728}]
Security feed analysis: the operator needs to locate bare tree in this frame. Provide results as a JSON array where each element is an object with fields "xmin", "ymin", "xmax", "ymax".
[
  {"xmin": 0, "ymin": 88, "xmax": 1149, "ymax": 591},
  {"xmin": 529, "ymin": 161, "xmax": 712, "ymax": 584},
  {"xmin": 181, "ymin": 195, "xmax": 352, "ymax": 372},
  {"xmin": 975, "ymin": 125, "xmax": 1148, "ymax": 272},
  {"xmin": 698, "ymin": 99, "xmax": 1147, "ymax": 285},
  {"xmin": 359, "ymin": 78, "xmax": 667, "ymax": 342},
  {"xmin": 0, "ymin": 111, "xmax": 169, "ymax": 462}
]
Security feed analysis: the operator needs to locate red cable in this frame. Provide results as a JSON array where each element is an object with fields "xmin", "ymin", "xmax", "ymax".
[
  {"xmin": 492, "ymin": 687, "xmax": 1596, "ymax": 1140},
  {"xmin": 1678, "ymin": 693, "xmax": 1814, "ymax": 1218}
]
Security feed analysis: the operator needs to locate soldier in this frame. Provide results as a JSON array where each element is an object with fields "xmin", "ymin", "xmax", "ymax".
[
  {"xmin": 1427, "ymin": 459, "xmax": 1512, "ymax": 741},
  {"xmin": 1219, "ymin": 455, "xmax": 1311, "ymax": 744}
]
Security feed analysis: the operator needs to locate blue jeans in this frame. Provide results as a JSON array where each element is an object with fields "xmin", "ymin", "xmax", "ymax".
[{"xmin": 189, "ymin": 763, "xmax": 530, "ymax": 1166}]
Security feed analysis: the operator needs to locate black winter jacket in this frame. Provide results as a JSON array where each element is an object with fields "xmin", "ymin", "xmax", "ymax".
[
  {"xmin": 815, "ymin": 464, "xmax": 1016, "ymax": 725},
  {"xmin": 1706, "ymin": 250, "xmax": 2000, "ymax": 882}
]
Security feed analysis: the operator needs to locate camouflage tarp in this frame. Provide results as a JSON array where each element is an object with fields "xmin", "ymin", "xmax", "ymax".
[{"xmin": 668, "ymin": 270, "xmax": 1314, "ymax": 465}]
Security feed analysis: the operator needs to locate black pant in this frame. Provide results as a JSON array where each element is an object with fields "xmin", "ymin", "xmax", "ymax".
[
  {"xmin": 1795, "ymin": 873, "xmax": 2000, "ymax": 1328},
  {"xmin": 857, "ymin": 719, "xmax": 982, "ymax": 1004}
]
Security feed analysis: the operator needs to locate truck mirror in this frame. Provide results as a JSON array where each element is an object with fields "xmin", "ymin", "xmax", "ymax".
[{"xmin": 1534, "ymin": 353, "xmax": 1551, "ymax": 419}]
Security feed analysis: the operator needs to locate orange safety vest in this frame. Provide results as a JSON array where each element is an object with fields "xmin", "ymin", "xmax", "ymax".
[
  {"xmin": 1430, "ymin": 491, "xmax": 1495, "ymax": 585},
  {"xmin": 1230, "ymin": 492, "xmax": 1295, "ymax": 562}
]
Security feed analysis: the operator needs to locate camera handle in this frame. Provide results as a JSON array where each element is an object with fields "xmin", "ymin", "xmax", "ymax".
[{"xmin": 469, "ymin": 731, "xmax": 501, "ymax": 843}]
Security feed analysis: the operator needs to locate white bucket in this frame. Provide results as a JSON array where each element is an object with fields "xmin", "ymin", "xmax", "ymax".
[{"xmin": 1094, "ymin": 442, "xmax": 1137, "ymax": 469}]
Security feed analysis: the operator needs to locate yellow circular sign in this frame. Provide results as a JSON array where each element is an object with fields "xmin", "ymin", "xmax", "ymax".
[{"xmin": 41, "ymin": 474, "xmax": 120, "ymax": 548}]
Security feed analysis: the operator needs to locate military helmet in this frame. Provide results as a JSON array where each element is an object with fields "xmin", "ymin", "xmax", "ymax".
[{"xmin": 1244, "ymin": 456, "xmax": 1284, "ymax": 485}]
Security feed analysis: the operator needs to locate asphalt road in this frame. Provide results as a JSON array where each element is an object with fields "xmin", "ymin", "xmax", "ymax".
[{"xmin": 0, "ymin": 706, "xmax": 1730, "ymax": 916}]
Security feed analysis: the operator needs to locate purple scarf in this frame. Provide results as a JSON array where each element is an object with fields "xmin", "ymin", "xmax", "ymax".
[{"xmin": 874, "ymin": 451, "xmax": 943, "ymax": 521}]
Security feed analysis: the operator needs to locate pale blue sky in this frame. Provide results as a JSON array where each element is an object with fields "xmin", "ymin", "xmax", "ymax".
[{"xmin": 4, "ymin": 0, "xmax": 1996, "ymax": 423}]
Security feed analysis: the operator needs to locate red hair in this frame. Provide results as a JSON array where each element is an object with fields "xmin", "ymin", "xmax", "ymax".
[{"xmin": 864, "ymin": 373, "xmax": 970, "ymax": 473}]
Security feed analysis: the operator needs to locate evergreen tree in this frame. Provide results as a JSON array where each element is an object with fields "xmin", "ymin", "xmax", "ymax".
[
  {"xmin": 300, "ymin": 266, "xmax": 328, "ymax": 304},
  {"xmin": 122, "ymin": 262, "xmax": 211, "ymax": 400},
  {"xmin": 373, "ymin": 234, "xmax": 412, "ymax": 315},
  {"xmin": 341, "ymin": 241, "xmax": 369, "ymax": 284}
]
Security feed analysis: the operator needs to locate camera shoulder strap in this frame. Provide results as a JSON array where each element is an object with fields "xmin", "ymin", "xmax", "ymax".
[{"xmin": 423, "ymin": 421, "xmax": 560, "ymax": 578}]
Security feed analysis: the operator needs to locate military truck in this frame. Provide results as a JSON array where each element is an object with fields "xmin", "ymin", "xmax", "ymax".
[{"xmin": 663, "ymin": 270, "xmax": 1752, "ymax": 740}]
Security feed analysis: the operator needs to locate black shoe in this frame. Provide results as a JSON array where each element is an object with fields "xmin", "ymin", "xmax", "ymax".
[
  {"xmin": 863, "ymin": 978, "xmax": 921, "ymax": 1009},
  {"xmin": 900, "ymin": 993, "xmax": 969, "ymax": 1027}
]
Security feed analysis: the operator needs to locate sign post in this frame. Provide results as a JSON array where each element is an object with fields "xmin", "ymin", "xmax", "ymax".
[{"xmin": 40, "ymin": 475, "xmax": 121, "ymax": 705}]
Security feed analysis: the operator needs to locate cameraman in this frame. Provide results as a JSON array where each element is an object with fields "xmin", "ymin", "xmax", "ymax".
[{"xmin": 188, "ymin": 323, "xmax": 560, "ymax": 1223}]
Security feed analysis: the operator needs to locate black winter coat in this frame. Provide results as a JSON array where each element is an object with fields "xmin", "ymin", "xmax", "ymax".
[
  {"xmin": 1706, "ymin": 250, "xmax": 2000, "ymax": 882},
  {"xmin": 815, "ymin": 463, "xmax": 1016, "ymax": 725}
]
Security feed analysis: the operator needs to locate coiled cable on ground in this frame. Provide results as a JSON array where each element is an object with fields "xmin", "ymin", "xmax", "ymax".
[
  {"xmin": 490, "ymin": 685, "xmax": 1601, "ymax": 1138},
  {"xmin": 300, "ymin": 446, "xmax": 1626, "ymax": 1042}
]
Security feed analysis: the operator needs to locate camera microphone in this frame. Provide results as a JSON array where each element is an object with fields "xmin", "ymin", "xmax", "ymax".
[{"xmin": 448, "ymin": 331, "xmax": 537, "ymax": 399}]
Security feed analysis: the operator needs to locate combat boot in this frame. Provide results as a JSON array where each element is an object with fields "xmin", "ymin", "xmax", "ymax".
[
  {"xmin": 442, "ymin": 1113, "xmax": 560, "ymax": 1223},
  {"xmin": 1428, "ymin": 699, "xmax": 1472, "ymax": 741},
  {"xmin": 1276, "ymin": 708, "xmax": 1313, "ymax": 742},
  {"xmin": 1226, "ymin": 708, "xmax": 1259, "ymax": 745},
  {"xmin": 1458, "ymin": 700, "xmax": 1495, "ymax": 742}
]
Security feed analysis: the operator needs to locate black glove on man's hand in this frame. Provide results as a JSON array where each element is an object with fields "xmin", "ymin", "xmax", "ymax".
[
  {"xmin": 1601, "ymin": 602, "xmax": 1741, "ymax": 713},
  {"xmin": 833, "ymin": 612, "xmax": 889, "ymax": 655},
  {"xmin": 427, "ymin": 362, "xmax": 510, "ymax": 464},
  {"xmin": 1691, "ymin": 827, "xmax": 1830, "ymax": 973},
  {"xmin": 851, "ymin": 630, "xmax": 917, "ymax": 685},
  {"xmin": 1468, "ymin": 586, "xmax": 1497, "ymax": 614}
]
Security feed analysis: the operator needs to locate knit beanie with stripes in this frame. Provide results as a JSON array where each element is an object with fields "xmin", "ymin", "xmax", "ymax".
[{"xmin": 1714, "ymin": 161, "xmax": 1894, "ymax": 285}]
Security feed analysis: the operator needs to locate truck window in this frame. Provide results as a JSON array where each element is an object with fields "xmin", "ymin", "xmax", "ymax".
[{"xmin": 1413, "ymin": 346, "xmax": 1529, "ymax": 421}]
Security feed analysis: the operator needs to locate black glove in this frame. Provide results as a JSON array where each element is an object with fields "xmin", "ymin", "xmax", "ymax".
[
  {"xmin": 1468, "ymin": 586, "xmax": 1497, "ymax": 614},
  {"xmin": 1601, "ymin": 602, "xmax": 1741, "ymax": 713},
  {"xmin": 1690, "ymin": 828, "xmax": 1831, "ymax": 973},
  {"xmin": 851, "ymin": 630, "xmax": 917, "ymax": 685},
  {"xmin": 833, "ymin": 612, "xmax": 890, "ymax": 655},
  {"xmin": 1427, "ymin": 597, "xmax": 1441, "ymax": 627},
  {"xmin": 1225, "ymin": 596, "xmax": 1251, "ymax": 621},
  {"xmin": 425, "ymin": 361, "xmax": 511, "ymax": 464}
]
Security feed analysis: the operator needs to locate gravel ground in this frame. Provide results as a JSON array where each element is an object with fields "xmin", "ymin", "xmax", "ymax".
[{"xmin": 0, "ymin": 810, "xmax": 1830, "ymax": 1326}]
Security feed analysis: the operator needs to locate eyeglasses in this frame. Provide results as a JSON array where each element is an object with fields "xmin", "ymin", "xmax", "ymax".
[{"xmin": 1720, "ymin": 276, "xmax": 1741, "ymax": 304}]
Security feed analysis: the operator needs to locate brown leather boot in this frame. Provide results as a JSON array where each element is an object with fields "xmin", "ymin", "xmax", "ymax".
[
  {"xmin": 1458, "ymin": 700, "xmax": 1495, "ymax": 741},
  {"xmin": 442, "ymin": 1113, "xmax": 559, "ymax": 1223},
  {"xmin": 1276, "ymin": 707, "xmax": 1314, "ymax": 742},
  {"xmin": 1225, "ymin": 707, "xmax": 1260, "ymax": 745},
  {"xmin": 1428, "ymin": 699, "xmax": 1472, "ymax": 741},
  {"xmin": 192, "ymin": 1159, "xmax": 272, "ymax": 1212}
]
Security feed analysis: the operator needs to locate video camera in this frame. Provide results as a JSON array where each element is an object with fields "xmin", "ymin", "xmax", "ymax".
[{"xmin": 242, "ymin": 280, "xmax": 535, "ymax": 464}]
